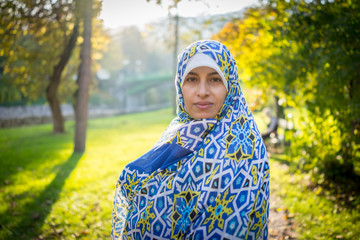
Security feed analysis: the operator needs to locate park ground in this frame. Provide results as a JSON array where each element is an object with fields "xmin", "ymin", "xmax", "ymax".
[{"xmin": 0, "ymin": 108, "xmax": 359, "ymax": 239}]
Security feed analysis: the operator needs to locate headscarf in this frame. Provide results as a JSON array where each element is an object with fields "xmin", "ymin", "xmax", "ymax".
[{"xmin": 112, "ymin": 40, "xmax": 270, "ymax": 240}]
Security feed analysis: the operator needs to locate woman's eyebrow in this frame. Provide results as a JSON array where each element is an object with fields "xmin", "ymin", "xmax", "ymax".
[
  {"xmin": 187, "ymin": 71, "xmax": 219, "ymax": 76},
  {"xmin": 187, "ymin": 72, "xmax": 198, "ymax": 76},
  {"xmin": 208, "ymin": 72, "xmax": 220, "ymax": 76}
]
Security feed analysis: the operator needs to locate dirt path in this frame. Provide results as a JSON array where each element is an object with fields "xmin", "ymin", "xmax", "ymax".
[
  {"xmin": 269, "ymin": 190, "xmax": 297, "ymax": 239},
  {"xmin": 268, "ymin": 161, "xmax": 298, "ymax": 240}
]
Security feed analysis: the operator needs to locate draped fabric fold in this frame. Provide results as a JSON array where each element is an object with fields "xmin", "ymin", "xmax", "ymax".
[{"xmin": 112, "ymin": 40, "xmax": 270, "ymax": 240}]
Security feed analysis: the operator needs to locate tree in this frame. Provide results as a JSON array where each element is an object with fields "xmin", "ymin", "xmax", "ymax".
[
  {"xmin": 46, "ymin": 21, "xmax": 79, "ymax": 133},
  {"xmin": 0, "ymin": 0, "xmax": 80, "ymax": 133},
  {"xmin": 215, "ymin": 0, "xmax": 360, "ymax": 178},
  {"xmin": 119, "ymin": 26, "xmax": 148, "ymax": 76},
  {"xmin": 1, "ymin": 0, "xmax": 106, "ymax": 134},
  {"xmin": 214, "ymin": 6, "xmax": 290, "ymax": 115},
  {"xmin": 73, "ymin": 0, "xmax": 93, "ymax": 152},
  {"xmin": 270, "ymin": 0, "xmax": 360, "ymax": 177}
]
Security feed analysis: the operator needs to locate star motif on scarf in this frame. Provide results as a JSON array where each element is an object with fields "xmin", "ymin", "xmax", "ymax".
[
  {"xmin": 171, "ymin": 189, "xmax": 200, "ymax": 239},
  {"xmin": 225, "ymin": 115, "xmax": 256, "ymax": 162},
  {"xmin": 137, "ymin": 200, "xmax": 156, "ymax": 235},
  {"xmin": 203, "ymin": 188, "xmax": 235, "ymax": 233}
]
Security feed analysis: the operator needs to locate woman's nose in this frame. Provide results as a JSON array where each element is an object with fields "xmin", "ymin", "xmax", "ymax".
[{"xmin": 197, "ymin": 79, "xmax": 210, "ymax": 97}]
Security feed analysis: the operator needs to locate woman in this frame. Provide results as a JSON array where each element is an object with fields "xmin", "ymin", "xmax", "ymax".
[{"xmin": 112, "ymin": 40, "xmax": 270, "ymax": 240}]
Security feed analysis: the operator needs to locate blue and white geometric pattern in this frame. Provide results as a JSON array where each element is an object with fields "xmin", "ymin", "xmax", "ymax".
[{"xmin": 112, "ymin": 40, "xmax": 270, "ymax": 239}]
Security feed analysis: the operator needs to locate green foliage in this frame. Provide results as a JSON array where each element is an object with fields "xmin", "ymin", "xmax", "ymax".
[
  {"xmin": 274, "ymin": 0, "xmax": 360, "ymax": 177},
  {"xmin": 214, "ymin": 0, "xmax": 360, "ymax": 179},
  {"xmin": 0, "ymin": 0, "xmax": 78, "ymax": 103},
  {"xmin": 0, "ymin": 0, "xmax": 107, "ymax": 106}
]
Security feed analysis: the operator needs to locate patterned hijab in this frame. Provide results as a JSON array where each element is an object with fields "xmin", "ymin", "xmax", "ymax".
[{"xmin": 112, "ymin": 40, "xmax": 270, "ymax": 240}]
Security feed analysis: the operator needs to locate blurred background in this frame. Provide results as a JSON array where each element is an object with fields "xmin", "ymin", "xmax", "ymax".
[
  {"xmin": 1, "ymin": 0, "xmax": 259, "ymax": 126},
  {"xmin": 0, "ymin": 0, "xmax": 359, "ymax": 239}
]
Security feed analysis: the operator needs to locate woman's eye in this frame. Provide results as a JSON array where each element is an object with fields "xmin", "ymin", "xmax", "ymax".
[
  {"xmin": 210, "ymin": 77, "xmax": 222, "ymax": 82},
  {"xmin": 186, "ymin": 77, "xmax": 197, "ymax": 82}
]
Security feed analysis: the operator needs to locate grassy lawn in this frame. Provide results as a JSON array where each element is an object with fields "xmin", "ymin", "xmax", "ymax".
[
  {"xmin": 0, "ymin": 108, "xmax": 359, "ymax": 239},
  {"xmin": 270, "ymin": 153, "xmax": 360, "ymax": 240},
  {"xmin": 0, "ymin": 109, "xmax": 174, "ymax": 239}
]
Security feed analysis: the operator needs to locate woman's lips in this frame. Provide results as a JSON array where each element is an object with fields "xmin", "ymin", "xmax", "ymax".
[{"xmin": 194, "ymin": 102, "xmax": 213, "ymax": 109}]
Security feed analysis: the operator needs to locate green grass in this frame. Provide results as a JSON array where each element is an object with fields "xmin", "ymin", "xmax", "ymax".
[
  {"xmin": 0, "ymin": 109, "xmax": 174, "ymax": 239},
  {"xmin": 270, "ymin": 154, "xmax": 360, "ymax": 240},
  {"xmin": 1, "ymin": 108, "xmax": 359, "ymax": 239}
]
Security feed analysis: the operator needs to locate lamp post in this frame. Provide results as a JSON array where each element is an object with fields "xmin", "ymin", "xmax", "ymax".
[{"xmin": 172, "ymin": 13, "xmax": 179, "ymax": 114}]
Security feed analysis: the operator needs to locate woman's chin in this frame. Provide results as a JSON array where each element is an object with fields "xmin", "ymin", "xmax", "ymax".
[{"xmin": 191, "ymin": 113, "xmax": 217, "ymax": 119}]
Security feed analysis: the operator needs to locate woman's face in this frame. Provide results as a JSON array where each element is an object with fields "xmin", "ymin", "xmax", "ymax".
[{"xmin": 182, "ymin": 66, "xmax": 227, "ymax": 119}]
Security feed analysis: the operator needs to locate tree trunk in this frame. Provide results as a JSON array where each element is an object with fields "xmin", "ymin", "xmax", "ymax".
[
  {"xmin": 74, "ymin": 0, "xmax": 92, "ymax": 152},
  {"xmin": 46, "ymin": 23, "xmax": 79, "ymax": 133}
]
